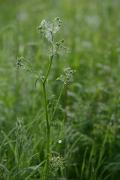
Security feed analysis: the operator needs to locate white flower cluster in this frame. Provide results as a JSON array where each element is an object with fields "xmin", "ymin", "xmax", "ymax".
[
  {"xmin": 57, "ymin": 67, "xmax": 75, "ymax": 85},
  {"xmin": 38, "ymin": 17, "xmax": 62, "ymax": 43},
  {"xmin": 38, "ymin": 17, "xmax": 69, "ymax": 57}
]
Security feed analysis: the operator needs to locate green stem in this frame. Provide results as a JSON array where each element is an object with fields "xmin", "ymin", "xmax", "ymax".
[
  {"xmin": 64, "ymin": 85, "xmax": 68, "ymax": 122},
  {"xmin": 42, "ymin": 54, "xmax": 53, "ymax": 179},
  {"xmin": 43, "ymin": 55, "xmax": 53, "ymax": 84},
  {"xmin": 43, "ymin": 83, "xmax": 50, "ymax": 179},
  {"xmin": 51, "ymin": 84, "xmax": 64, "ymax": 121}
]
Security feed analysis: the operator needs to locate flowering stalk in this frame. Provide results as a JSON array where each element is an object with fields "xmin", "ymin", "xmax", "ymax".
[{"xmin": 38, "ymin": 17, "xmax": 71, "ymax": 178}]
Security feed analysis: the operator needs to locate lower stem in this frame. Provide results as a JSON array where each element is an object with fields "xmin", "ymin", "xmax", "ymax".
[
  {"xmin": 42, "ymin": 55, "xmax": 53, "ymax": 179},
  {"xmin": 43, "ymin": 83, "xmax": 50, "ymax": 179}
]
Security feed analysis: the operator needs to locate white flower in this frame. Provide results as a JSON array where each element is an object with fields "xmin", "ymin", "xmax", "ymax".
[
  {"xmin": 58, "ymin": 139, "xmax": 62, "ymax": 144},
  {"xmin": 38, "ymin": 18, "xmax": 62, "ymax": 43}
]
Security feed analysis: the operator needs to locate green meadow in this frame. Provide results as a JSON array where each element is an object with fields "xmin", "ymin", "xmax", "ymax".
[{"xmin": 0, "ymin": 0, "xmax": 120, "ymax": 179}]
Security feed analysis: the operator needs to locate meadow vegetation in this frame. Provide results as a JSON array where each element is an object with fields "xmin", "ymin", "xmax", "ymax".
[{"xmin": 0, "ymin": 0, "xmax": 120, "ymax": 179}]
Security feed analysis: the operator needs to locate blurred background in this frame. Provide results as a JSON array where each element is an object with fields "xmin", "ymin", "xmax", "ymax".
[{"xmin": 0, "ymin": 0, "xmax": 120, "ymax": 179}]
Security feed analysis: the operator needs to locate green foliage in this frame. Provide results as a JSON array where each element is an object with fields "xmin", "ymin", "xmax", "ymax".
[{"xmin": 0, "ymin": 0, "xmax": 120, "ymax": 179}]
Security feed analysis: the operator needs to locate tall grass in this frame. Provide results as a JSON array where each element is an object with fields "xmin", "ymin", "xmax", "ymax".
[{"xmin": 1, "ymin": 0, "xmax": 120, "ymax": 179}]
